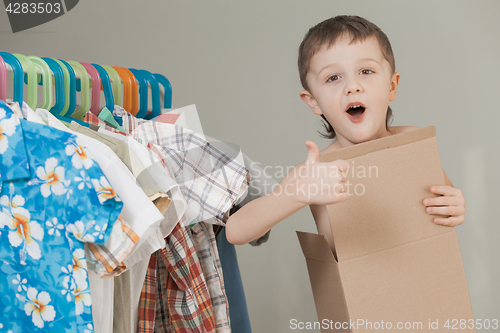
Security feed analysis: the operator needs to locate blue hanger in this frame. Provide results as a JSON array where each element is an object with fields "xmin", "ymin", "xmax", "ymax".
[
  {"xmin": 57, "ymin": 59, "xmax": 77, "ymax": 117},
  {"xmin": 0, "ymin": 52, "xmax": 24, "ymax": 107},
  {"xmin": 153, "ymin": 73, "xmax": 172, "ymax": 109},
  {"xmin": 91, "ymin": 63, "xmax": 115, "ymax": 111},
  {"xmin": 128, "ymin": 69, "xmax": 160, "ymax": 120},
  {"xmin": 39, "ymin": 58, "xmax": 88, "ymax": 127},
  {"xmin": 139, "ymin": 70, "xmax": 160, "ymax": 119}
]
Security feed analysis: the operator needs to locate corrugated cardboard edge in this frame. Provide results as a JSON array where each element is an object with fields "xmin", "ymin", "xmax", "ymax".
[
  {"xmin": 320, "ymin": 126, "xmax": 436, "ymax": 162},
  {"xmin": 297, "ymin": 231, "xmax": 352, "ymax": 333}
]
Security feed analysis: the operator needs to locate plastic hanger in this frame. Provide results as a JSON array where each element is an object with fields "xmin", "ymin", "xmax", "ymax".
[
  {"xmin": 80, "ymin": 62, "xmax": 101, "ymax": 116},
  {"xmin": 0, "ymin": 52, "xmax": 23, "ymax": 106},
  {"xmin": 40, "ymin": 58, "xmax": 65, "ymax": 115},
  {"xmin": 33, "ymin": 58, "xmax": 88, "ymax": 127},
  {"xmin": 153, "ymin": 73, "xmax": 172, "ymax": 109},
  {"xmin": 66, "ymin": 61, "xmax": 90, "ymax": 121},
  {"xmin": 55, "ymin": 59, "xmax": 77, "ymax": 116},
  {"xmin": 13, "ymin": 53, "xmax": 37, "ymax": 109},
  {"xmin": 101, "ymin": 65, "xmax": 122, "ymax": 106},
  {"xmin": 138, "ymin": 69, "xmax": 160, "ymax": 119},
  {"xmin": 113, "ymin": 66, "xmax": 138, "ymax": 115},
  {"xmin": 127, "ymin": 68, "xmax": 148, "ymax": 119},
  {"xmin": 26, "ymin": 56, "xmax": 53, "ymax": 110},
  {"xmin": 91, "ymin": 63, "xmax": 114, "ymax": 111},
  {"xmin": 0, "ymin": 55, "xmax": 7, "ymax": 102},
  {"xmin": 128, "ymin": 68, "xmax": 160, "ymax": 120}
]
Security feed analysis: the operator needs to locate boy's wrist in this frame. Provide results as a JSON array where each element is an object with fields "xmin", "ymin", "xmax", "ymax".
[{"xmin": 272, "ymin": 178, "xmax": 310, "ymax": 208}]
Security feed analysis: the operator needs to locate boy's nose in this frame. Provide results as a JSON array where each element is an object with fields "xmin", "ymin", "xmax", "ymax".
[{"xmin": 344, "ymin": 78, "xmax": 363, "ymax": 95}]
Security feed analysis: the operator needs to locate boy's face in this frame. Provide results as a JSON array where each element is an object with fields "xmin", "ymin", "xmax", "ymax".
[{"xmin": 300, "ymin": 35, "xmax": 400, "ymax": 146}]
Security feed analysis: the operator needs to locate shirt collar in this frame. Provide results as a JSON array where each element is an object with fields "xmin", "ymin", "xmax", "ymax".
[
  {"xmin": 0, "ymin": 100, "xmax": 31, "ymax": 182},
  {"xmin": 20, "ymin": 102, "xmax": 46, "ymax": 125},
  {"xmin": 35, "ymin": 108, "xmax": 72, "ymax": 133}
]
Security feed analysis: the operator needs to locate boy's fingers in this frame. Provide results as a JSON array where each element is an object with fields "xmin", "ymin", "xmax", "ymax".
[
  {"xmin": 423, "ymin": 196, "xmax": 456, "ymax": 206},
  {"xmin": 433, "ymin": 216, "xmax": 464, "ymax": 227},
  {"xmin": 332, "ymin": 182, "xmax": 349, "ymax": 198},
  {"xmin": 426, "ymin": 205, "xmax": 465, "ymax": 216},
  {"xmin": 336, "ymin": 191, "xmax": 350, "ymax": 202},
  {"xmin": 335, "ymin": 159, "xmax": 349, "ymax": 173},
  {"xmin": 330, "ymin": 159, "xmax": 349, "ymax": 178},
  {"xmin": 304, "ymin": 140, "xmax": 319, "ymax": 164},
  {"xmin": 430, "ymin": 185, "xmax": 460, "ymax": 196}
]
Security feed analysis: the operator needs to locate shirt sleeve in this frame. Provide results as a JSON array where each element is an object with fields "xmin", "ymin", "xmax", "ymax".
[{"xmin": 64, "ymin": 137, "xmax": 123, "ymax": 246}]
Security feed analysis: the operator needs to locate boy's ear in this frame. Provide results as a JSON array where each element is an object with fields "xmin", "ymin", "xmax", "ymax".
[
  {"xmin": 389, "ymin": 72, "xmax": 401, "ymax": 101},
  {"xmin": 300, "ymin": 90, "xmax": 323, "ymax": 115}
]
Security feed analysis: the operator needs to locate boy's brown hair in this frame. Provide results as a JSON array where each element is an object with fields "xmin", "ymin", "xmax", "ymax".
[{"xmin": 298, "ymin": 15, "xmax": 396, "ymax": 139}]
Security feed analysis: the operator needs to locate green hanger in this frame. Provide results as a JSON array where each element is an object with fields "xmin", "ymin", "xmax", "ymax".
[
  {"xmin": 101, "ymin": 65, "xmax": 122, "ymax": 106},
  {"xmin": 13, "ymin": 53, "xmax": 37, "ymax": 109},
  {"xmin": 52, "ymin": 59, "xmax": 71, "ymax": 116},
  {"xmin": 67, "ymin": 60, "xmax": 90, "ymax": 120},
  {"xmin": 27, "ymin": 56, "xmax": 53, "ymax": 110}
]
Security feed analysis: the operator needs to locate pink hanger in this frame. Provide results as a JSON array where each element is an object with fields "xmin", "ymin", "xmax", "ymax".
[
  {"xmin": 0, "ymin": 55, "xmax": 7, "ymax": 102},
  {"xmin": 80, "ymin": 62, "xmax": 101, "ymax": 115}
]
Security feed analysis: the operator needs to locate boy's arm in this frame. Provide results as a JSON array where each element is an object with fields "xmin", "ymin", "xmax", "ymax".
[
  {"xmin": 226, "ymin": 141, "xmax": 349, "ymax": 245},
  {"xmin": 225, "ymin": 175, "xmax": 307, "ymax": 245}
]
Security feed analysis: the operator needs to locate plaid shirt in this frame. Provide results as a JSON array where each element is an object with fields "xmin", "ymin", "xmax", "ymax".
[
  {"xmin": 137, "ymin": 219, "xmax": 216, "ymax": 333},
  {"xmin": 113, "ymin": 107, "xmax": 249, "ymax": 227},
  {"xmin": 191, "ymin": 222, "xmax": 231, "ymax": 332},
  {"xmin": 87, "ymin": 215, "xmax": 139, "ymax": 277},
  {"xmin": 137, "ymin": 251, "xmax": 159, "ymax": 333}
]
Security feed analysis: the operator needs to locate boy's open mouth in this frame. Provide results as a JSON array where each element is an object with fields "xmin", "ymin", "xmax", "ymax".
[
  {"xmin": 345, "ymin": 102, "xmax": 366, "ymax": 123},
  {"xmin": 346, "ymin": 105, "xmax": 365, "ymax": 118}
]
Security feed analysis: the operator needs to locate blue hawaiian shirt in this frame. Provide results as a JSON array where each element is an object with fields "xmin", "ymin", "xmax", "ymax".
[{"xmin": 0, "ymin": 101, "xmax": 123, "ymax": 332}]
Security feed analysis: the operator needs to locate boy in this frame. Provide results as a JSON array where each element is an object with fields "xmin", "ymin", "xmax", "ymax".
[{"xmin": 226, "ymin": 15, "xmax": 465, "ymax": 249}]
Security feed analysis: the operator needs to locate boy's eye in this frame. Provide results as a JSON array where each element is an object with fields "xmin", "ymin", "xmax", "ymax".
[
  {"xmin": 326, "ymin": 74, "xmax": 340, "ymax": 82},
  {"xmin": 360, "ymin": 69, "xmax": 374, "ymax": 75}
]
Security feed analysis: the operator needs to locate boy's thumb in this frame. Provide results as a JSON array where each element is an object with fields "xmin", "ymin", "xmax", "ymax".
[{"xmin": 305, "ymin": 140, "xmax": 320, "ymax": 164}]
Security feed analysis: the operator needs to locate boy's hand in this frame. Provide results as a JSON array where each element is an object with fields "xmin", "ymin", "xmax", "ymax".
[
  {"xmin": 293, "ymin": 141, "xmax": 350, "ymax": 206},
  {"xmin": 423, "ymin": 186, "xmax": 465, "ymax": 227}
]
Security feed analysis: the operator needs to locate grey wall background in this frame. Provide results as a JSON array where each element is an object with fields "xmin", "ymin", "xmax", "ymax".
[{"xmin": 1, "ymin": 0, "xmax": 499, "ymax": 332}]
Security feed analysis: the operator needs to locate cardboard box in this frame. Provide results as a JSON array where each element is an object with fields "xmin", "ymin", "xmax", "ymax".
[{"xmin": 297, "ymin": 127, "xmax": 475, "ymax": 332}]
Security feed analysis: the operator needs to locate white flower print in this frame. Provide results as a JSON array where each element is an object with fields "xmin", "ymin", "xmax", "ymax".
[
  {"xmin": 74, "ymin": 171, "xmax": 92, "ymax": 190},
  {"xmin": 67, "ymin": 220, "xmax": 95, "ymax": 243},
  {"xmin": 12, "ymin": 274, "xmax": 28, "ymax": 293},
  {"xmin": 74, "ymin": 278, "xmax": 91, "ymax": 316},
  {"xmin": 0, "ymin": 109, "xmax": 18, "ymax": 154},
  {"xmin": 91, "ymin": 176, "xmax": 120, "ymax": 202},
  {"xmin": 0, "ymin": 191, "xmax": 44, "ymax": 263},
  {"xmin": 0, "ymin": 192, "xmax": 24, "ymax": 209},
  {"xmin": 61, "ymin": 264, "xmax": 75, "ymax": 302},
  {"xmin": 46, "ymin": 218, "xmax": 64, "ymax": 237},
  {"xmin": 91, "ymin": 224, "xmax": 107, "ymax": 241},
  {"xmin": 0, "ymin": 192, "xmax": 23, "ymax": 228},
  {"xmin": 65, "ymin": 141, "xmax": 94, "ymax": 170},
  {"xmin": 35, "ymin": 157, "xmax": 69, "ymax": 197},
  {"xmin": 71, "ymin": 248, "xmax": 88, "ymax": 284},
  {"xmin": 84, "ymin": 323, "xmax": 94, "ymax": 333},
  {"xmin": 23, "ymin": 287, "xmax": 56, "ymax": 328}
]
